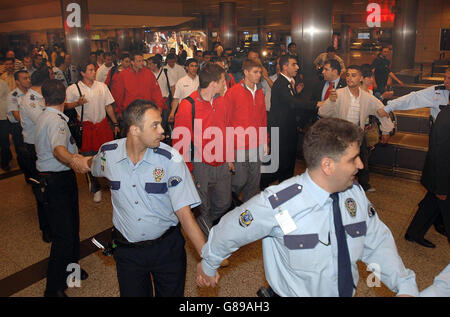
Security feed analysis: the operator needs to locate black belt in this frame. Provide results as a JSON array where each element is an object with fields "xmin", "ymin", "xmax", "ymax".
[
  {"xmin": 112, "ymin": 225, "xmax": 179, "ymax": 248},
  {"xmin": 38, "ymin": 169, "xmax": 74, "ymax": 175}
]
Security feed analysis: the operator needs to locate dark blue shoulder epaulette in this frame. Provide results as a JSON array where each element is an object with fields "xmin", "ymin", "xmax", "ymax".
[
  {"xmin": 435, "ymin": 85, "xmax": 445, "ymax": 90},
  {"xmin": 268, "ymin": 183, "xmax": 303, "ymax": 209},
  {"xmin": 153, "ymin": 147, "xmax": 172, "ymax": 160},
  {"xmin": 57, "ymin": 114, "xmax": 66, "ymax": 121},
  {"xmin": 100, "ymin": 143, "xmax": 118, "ymax": 152}
]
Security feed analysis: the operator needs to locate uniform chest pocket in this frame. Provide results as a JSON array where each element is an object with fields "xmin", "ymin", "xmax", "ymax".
[
  {"xmin": 145, "ymin": 182, "xmax": 168, "ymax": 194},
  {"xmin": 344, "ymin": 221, "xmax": 366, "ymax": 262},
  {"xmin": 284, "ymin": 234, "xmax": 328, "ymax": 272},
  {"xmin": 110, "ymin": 181, "xmax": 120, "ymax": 190},
  {"xmin": 344, "ymin": 221, "xmax": 367, "ymax": 238}
]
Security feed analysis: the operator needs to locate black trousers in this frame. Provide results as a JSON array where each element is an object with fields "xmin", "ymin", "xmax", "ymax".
[
  {"xmin": 357, "ymin": 134, "xmax": 371, "ymax": 190},
  {"xmin": 260, "ymin": 124, "xmax": 298, "ymax": 189},
  {"xmin": 8, "ymin": 121, "xmax": 27, "ymax": 177},
  {"xmin": 113, "ymin": 227, "xmax": 187, "ymax": 297},
  {"xmin": 0, "ymin": 120, "xmax": 12, "ymax": 168},
  {"xmin": 43, "ymin": 170, "xmax": 80, "ymax": 292},
  {"xmin": 406, "ymin": 192, "xmax": 450, "ymax": 240},
  {"xmin": 25, "ymin": 143, "xmax": 50, "ymax": 234}
]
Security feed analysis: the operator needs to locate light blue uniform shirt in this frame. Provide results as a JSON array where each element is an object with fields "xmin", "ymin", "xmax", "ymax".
[
  {"xmin": 6, "ymin": 88, "xmax": 25, "ymax": 123},
  {"xmin": 385, "ymin": 85, "xmax": 449, "ymax": 120},
  {"xmin": 18, "ymin": 89, "xmax": 45, "ymax": 144},
  {"xmin": 201, "ymin": 170, "xmax": 419, "ymax": 297},
  {"xmin": 91, "ymin": 139, "xmax": 201, "ymax": 243},
  {"xmin": 35, "ymin": 107, "xmax": 78, "ymax": 172},
  {"xmin": 420, "ymin": 264, "xmax": 450, "ymax": 297}
]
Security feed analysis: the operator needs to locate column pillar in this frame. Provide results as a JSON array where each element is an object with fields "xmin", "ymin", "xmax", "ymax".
[
  {"xmin": 392, "ymin": 0, "xmax": 419, "ymax": 72},
  {"xmin": 60, "ymin": 0, "xmax": 90, "ymax": 66},
  {"xmin": 219, "ymin": 2, "xmax": 237, "ymax": 49},
  {"xmin": 291, "ymin": 0, "xmax": 333, "ymax": 80},
  {"xmin": 340, "ymin": 24, "xmax": 351, "ymax": 66},
  {"xmin": 116, "ymin": 29, "xmax": 131, "ymax": 53}
]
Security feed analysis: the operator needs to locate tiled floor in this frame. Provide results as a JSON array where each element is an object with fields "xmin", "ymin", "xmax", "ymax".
[{"xmin": 1, "ymin": 161, "xmax": 449, "ymax": 297}]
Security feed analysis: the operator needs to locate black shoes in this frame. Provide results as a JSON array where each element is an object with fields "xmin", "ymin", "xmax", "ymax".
[
  {"xmin": 405, "ymin": 233, "xmax": 436, "ymax": 248},
  {"xmin": 42, "ymin": 231, "xmax": 52, "ymax": 243},
  {"xmin": 434, "ymin": 224, "xmax": 447, "ymax": 237},
  {"xmin": 44, "ymin": 289, "xmax": 68, "ymax": 297}
]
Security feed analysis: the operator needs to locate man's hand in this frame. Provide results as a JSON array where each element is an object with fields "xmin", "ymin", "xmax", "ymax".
[
  {"xmin": 196, "ymin": 262, "xmax": 220, "ymax": 288},
  {"xmin": 228, "ymin": 162, "xmax": 235, "ymax": 174},
  {"xmin": 396, "ymin": 294, "xmax": 414, "ymax": 297},
  {"xmin": 113, "ymin": 126, "xmax": 120, "ymax": 138},
  {"xmin": 296, "ymin": 82, "xmax": 304, "ymax": 94},
  {"xmin": 317, "ymin": 101, "xmax": 324, "ymax": 108},
  {"xmin": 329, "ymin": 89, "xmax": 337, "ymax": 102},
  {"xmin": 377, "ymin": 108, "xmax": 389, "ymax": 118},
  {"xmin": 78, "ymin": 95, "xmax": 87, "ymax": 106},
  {"xmin": 381, "ymin": 134, "xmax": 390, "ymax": 144},
  {"xmin": 70, "ymin": 154, "xmax": 91, "ymax": 173},
  {"xmin": 168, "ymin": 111, "xmax": 175, "ymax": 123},
  {"xmin": 436, "ymin": 194, "xmax": 447, "ymax": 201}
]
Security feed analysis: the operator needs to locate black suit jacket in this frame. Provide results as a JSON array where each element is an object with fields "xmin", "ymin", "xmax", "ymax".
[
  {"xmin": 310, "ymin": 77, "xmax": 347, "ymax": 105},
  {"xmin": 421, "ymin": 107, "xmax": 450, "ymax": 195},
  {"xmin": 268, "ymin": 75, "xmax": 316, "ymax": 132}
]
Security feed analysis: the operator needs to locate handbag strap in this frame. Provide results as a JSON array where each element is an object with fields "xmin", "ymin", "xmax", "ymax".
[
  {"xmin": 184, "ymin": 96, "xmax": 195, "ymax": 162},
  {"xmin": 75, "ymin": 81, "xmax": 85, "ymax": 130}
]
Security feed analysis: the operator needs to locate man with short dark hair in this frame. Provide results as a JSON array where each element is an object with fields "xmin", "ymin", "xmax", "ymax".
[
  {"xmin": 314, "ymin": 46, "xmax": 346, "ymax": 75},
  {"xmin": 23, "ymin": 56, "xmax": 36, "ymax": 77},
  {"xmin": 52, "ymin": 56, "xmax": 68, "ymax": 87},
  {"xmin": 169, "ymin": 58, "xmax": 199, "ymax": 123},
  {"xmin": 311, "ymin": 59, "xmax": 347, "ymax": 107},
  {"xmin": 1, "ymin": 58, "xmax": 16, "ymax": 91},
  {"xmin": 197, "ymin": 117, "xmax": 419, "ymax": 297},
  {"xmin": 165, "ymin": 52, "xmax": 186, "ymax": 97},
  {"xmin": 35, "ymin": 79, "xmax": 90, "ymax": 297},
  {"xmin": 371, "ymin": 45, "xmax": 403, "ymax": 95},
  {"xmin": 96, "ymin": 52, "xmax": 114, "ymax": 83},
  {"xmin": 318, "ymin": 65, "xmax": 394, "ymax": 192},
  {"xmin": 261, "ymin": 55, "xmax": 316, "ymax": 188},
  {"xmin": 87, "ymin": 99, "xmax": 208, "ymax": 297},
  {"xmin": 65, "ymin": 63, "xmax": 119, "ymax": 203},
  {"xmin": 63, "ymin": 54, "xmax": 79, "ymax": 85},
  {"xmin": 112, "ymin": 52, "xmax": 166, "ymax": 117},
  {"xmin": 173, "ymin": 63, "xmax": 233, "ymax": 239}
]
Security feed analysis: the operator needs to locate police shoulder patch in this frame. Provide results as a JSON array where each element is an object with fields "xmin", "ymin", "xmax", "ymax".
[
  {"xmin": 368, "ymin": 204, "xmax": 376, "ymax": 217},
  {"xmin": 168, "ymin": 176, "xmax": 182, "ymax": 187},
  {"xmin": 153, "ymin": 147, "xmax": 172, "ymax": 160},
  {"xmin": 239, "ymin": 210, "xmax": 254, "ymax": 228},
  {"xmin": 100, "ymin": 143, "xmax": 118, "ymax": 152}
]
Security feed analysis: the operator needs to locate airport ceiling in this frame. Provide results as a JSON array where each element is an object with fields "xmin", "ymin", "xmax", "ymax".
[{"xmin": 0, "ymin": 0, "xmax": 384, "ymax": 31}]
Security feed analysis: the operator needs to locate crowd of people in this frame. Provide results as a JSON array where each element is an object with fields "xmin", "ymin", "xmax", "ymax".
[{"xmin": 0, "ymin": 40, "xmax": 448, "ymax": 298}]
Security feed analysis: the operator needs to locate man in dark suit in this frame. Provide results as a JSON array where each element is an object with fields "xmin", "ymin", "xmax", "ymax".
[
  {"xmin": 260, "ymin": 55, "xmax": 316, "ymax": 189},
  {"xmin": 405, "ymin": 106, "xmax": 450, "ymax": 248},
  {"xmin": 311, "ymin": 59, "xmax": 346, "ymax": 108}
]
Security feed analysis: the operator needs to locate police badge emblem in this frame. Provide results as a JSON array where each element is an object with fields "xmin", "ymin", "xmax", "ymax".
[
  {"xmin": 153, "ymin": 168, "xmax": 165, "ymax": 182},
  {"xmin": 345, "ymin": 198, "xmax": 357, "ymax": 217},
  {"xmin": 239, "ymin": 210, "xmax": 253, "ymax": 227}
]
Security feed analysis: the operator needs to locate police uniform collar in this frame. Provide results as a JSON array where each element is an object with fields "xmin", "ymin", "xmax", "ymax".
[
  {"xmin": 303, "ymin": 170, "xmax": 331, "ymax": 208},
  {"xmin": 45, "ymin": 106, "xmax": 69, "ymax": 122},
  {"xmin": 115, "ymin": 139, "xmax": 156, "ymax": 165}
]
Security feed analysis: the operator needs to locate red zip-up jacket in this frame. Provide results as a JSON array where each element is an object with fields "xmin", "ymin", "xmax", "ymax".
[
  {"xmin": 225, "ymin": 81, "xmax": 268, "ymax": 150},
  {"xmin": 172, "ymin": 90, "xmax": 232, "ymax": 172},
  {"xmin": 112, "ymin": 67, "xmax": 166, "ymax": 114}
]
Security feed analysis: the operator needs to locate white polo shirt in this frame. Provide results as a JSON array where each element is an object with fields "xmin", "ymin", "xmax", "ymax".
[
  {"xmin": 153, "ymin": 68, "xmax": 170, "ymax": 98},
  {"xmin": 66, "ymin": 80, "xmax": 114, "ymax": 124},
  {"xmin": 96, "ymin": 64, "xmax": 114, "ymax": 83},
  {"xmin": 165, "ymin": 63, "xmax": 186, "ymax": 88},
  {"xmin": 173, "ymin": 74, "xmax": 199, "ymax": 100}
]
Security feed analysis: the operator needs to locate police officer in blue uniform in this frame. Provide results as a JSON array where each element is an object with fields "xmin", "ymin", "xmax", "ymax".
[
  {"xmin": 88, "ymin": 99, "xmax": 209, "ymax": 297},
  {"xmin": 18, "ymin": 73, "xmax": 51, "ymax": 242},
  {"xmin": 378, "ymin": 67, "xmax": 450, "ymax": 122},
  {"xmin": 35, "ymin": 79, "xmax": 89, "ymax": 297},
  {"xmin": 197, "ymin": 118, "xmax": 418, "ymax": 297}
]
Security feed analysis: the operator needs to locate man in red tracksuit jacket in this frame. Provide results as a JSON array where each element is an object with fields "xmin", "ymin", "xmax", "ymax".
[
  {"xmin": 172, "ymin": 63, "xmax": 233, "ymax": 238},
  {"xmin": 225, "ymin": 59, "xmax": 268, "ymax": 203},
  {"xmin": 112, "ymin": 52, "xmax": 166, "ymax": 119}
]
